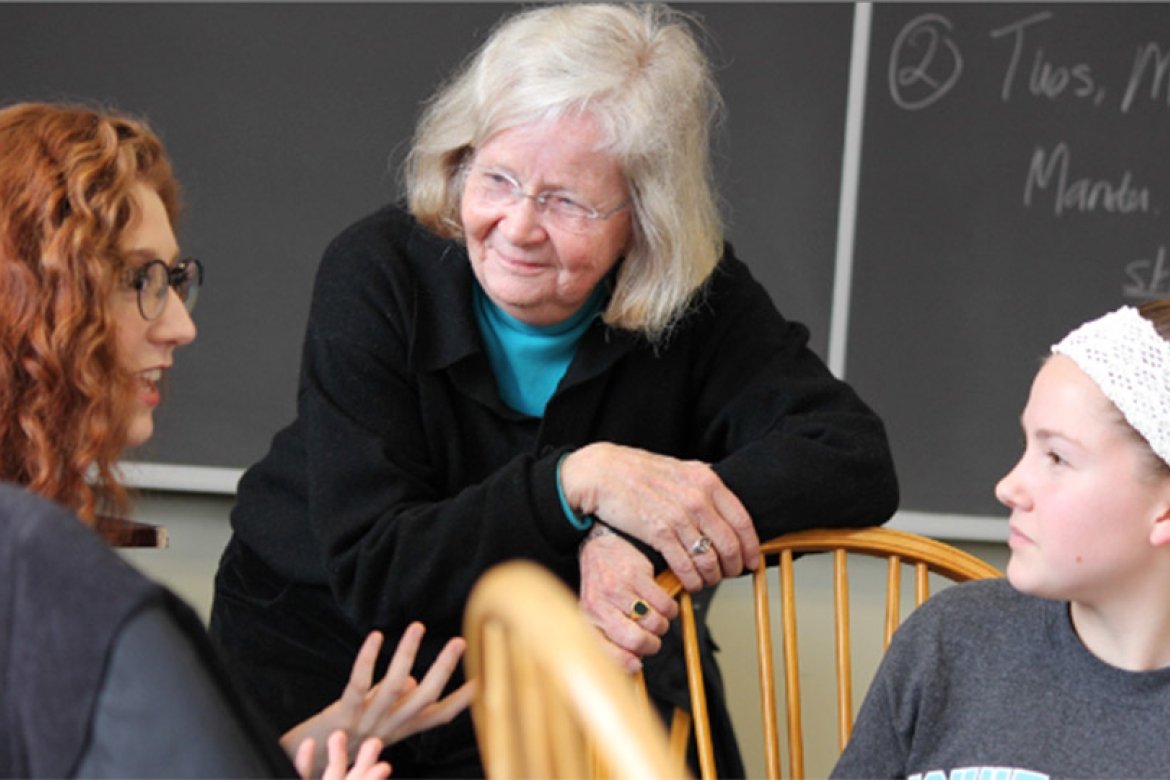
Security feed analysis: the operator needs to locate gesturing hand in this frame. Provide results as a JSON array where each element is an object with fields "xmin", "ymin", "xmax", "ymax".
[
  {"xmin": 293, "ymin": 732, "xmax": 391, "ymax": 780},
  {"xmin": 561, "ymin": 443, "xmax": 760, "ymax": 591},
  {"xmin": 282, "ymin": 623, "xmax": 475, "ymax": 777}
]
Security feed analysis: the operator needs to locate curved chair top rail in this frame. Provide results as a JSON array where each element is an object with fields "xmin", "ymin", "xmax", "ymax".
[
  {"xmin": 647, "ymin": 525, "xmax": 1001, "ymax": 780},
  {"xmin": 654, "ymin": 526, "xmax": 1002, "ymax": 597}
]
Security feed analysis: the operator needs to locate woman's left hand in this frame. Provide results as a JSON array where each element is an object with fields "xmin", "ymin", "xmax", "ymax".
[
  {"xmin": 281, "ymin": 623, "xmax": 475, "ymax": 777},
  {"xmin": 578, "ymin": 526, "xmax": 679, "ymax": 672},
  {"xmin": 561, "ymin": 442, "xmax": 761, "ymax": 592}
]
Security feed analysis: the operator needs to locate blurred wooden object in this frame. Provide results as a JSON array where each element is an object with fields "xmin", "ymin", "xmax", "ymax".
[
  {"xmin": 656, "ymin": 526, "xmax": 1002, "ymax": 779},
  {"xmin": 464, "ymin": 560, "xmax": 684, "ymax": 780},
  {"xmin": 93, "ymin": 515, "xmax": 167, "ymax": 548}
]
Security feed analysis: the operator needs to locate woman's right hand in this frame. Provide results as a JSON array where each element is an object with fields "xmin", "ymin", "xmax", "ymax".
[
  {"xmin": 281, "ymin": 624, "xmax": 474, "ymax": 777},
  {"xmin": 577, "ymin": 525, "xmax": 679, "ymax": 672},
  {"xmin": 560, "ymin": 443, "xmax": 761, "ymax": 591}
]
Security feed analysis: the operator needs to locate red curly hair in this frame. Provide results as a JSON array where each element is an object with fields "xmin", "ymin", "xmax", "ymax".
[{"xmin": 0, "ymin": 103, "xmax": 181, "ymax": 522}]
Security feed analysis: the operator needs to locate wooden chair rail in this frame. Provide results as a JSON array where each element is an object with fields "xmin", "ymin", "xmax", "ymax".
[{"xmin": 93, "ymin": 515, "xmax": 168, "ymax": 548}]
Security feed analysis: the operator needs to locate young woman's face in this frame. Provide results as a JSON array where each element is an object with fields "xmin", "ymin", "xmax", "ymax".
[
  {"xmin": 460, "ymin": 114, "xmax": 632, "ymax": 326},
  {"xmin": 111, "ymin": 183, "xmax": 197, "ymax": 448},
  {"xmin": 996, "ymin": 355, "xmax": 1170, "ymax": 605}
]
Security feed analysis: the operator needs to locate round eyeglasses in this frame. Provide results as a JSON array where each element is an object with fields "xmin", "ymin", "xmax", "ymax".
[
  {"xmin": 129, "ymin": 257, "xmax": 203, "ymax": 321},
  {"xmin": 463, "ymin": 165, "xmax": 629, "ymax": 235}
]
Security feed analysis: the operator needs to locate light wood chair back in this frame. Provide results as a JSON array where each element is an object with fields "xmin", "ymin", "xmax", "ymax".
[
  {"xmin": 656, "ymin": 526, "xmax": 1002, "ymax": 779},
  {"xmin": 464, "ymin": 560, "xmax": 686, "ymax": 780}
]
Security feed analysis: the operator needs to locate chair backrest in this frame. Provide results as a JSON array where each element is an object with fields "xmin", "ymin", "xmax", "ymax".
[
  {"xmin": 463, "ymin": 560, "xmax": 685, "ymax": 780},
  {"xmin": 655, "ymin": 526, "xmax": 1002, "ymax": 780}
]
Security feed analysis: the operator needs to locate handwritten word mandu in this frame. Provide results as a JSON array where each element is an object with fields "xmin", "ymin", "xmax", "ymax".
[{"xmin": 1024, "ymin": 142, "xmax": 1152, "ymax": 217}]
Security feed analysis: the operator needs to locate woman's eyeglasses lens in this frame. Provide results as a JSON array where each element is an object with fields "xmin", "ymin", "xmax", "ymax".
[
  {"xmin": 133, "ymin": 258, "xmax": 203, "ymax": 321},
  {"xmin": 466, "ymin": 167, "xmax": 625, "ymax": 234}
]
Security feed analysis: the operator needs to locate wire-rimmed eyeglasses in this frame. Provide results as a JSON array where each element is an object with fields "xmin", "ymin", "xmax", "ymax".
[
  {"xmin": 129, "ymin": 257, "xmax": 203, "ymax": 321},
  {"xmin": 463, "ymin": 165, "xmax": 629, "ymax": 234}
]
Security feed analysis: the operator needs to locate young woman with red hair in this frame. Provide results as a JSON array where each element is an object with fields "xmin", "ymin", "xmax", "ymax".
[{"xmin": 0, "ymin": 102, "xmax": 470, "ymax": 779}]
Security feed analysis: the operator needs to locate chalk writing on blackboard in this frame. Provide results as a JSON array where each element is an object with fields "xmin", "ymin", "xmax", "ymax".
[
  {"xmin": 990, "ymin": 12, "xmax": 1105, "ymax": 106},
  {"xmin": 886, "ymin": 9, "xmax": 1170, "ymax": 305},
  {"xmin": 893, "ymin": 9, "xmax": 1170, "ymax": 113},
  {"xmin": 888, "ymin": 13, "xmax": 962, "ymax": 110},
  {"xmin": 1122, "ymin": 44, "xmax": 1170, "ymax": 113},
  {"xmin": 1125, "ymin": 246, "xmax": 1170, "ymax": 300},
  {"xmin": 1024, "ymin": 143, "xmax": 1152, "ymax": 217}
]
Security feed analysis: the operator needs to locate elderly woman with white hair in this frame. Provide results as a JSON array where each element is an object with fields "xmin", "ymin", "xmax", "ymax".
[{"xmin": 210, "ymin": 4, "xmax": 899, "ymax": 776}]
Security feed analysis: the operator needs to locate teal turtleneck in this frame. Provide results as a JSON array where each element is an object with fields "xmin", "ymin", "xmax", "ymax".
[{"xmin": 473, "ymin": 280, "xmax": 606, "ymax": 417}]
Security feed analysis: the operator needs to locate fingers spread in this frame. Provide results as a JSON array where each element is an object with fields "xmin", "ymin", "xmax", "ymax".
[
  {"xmin": 340, "ymin": 630, "xmax": 385, "ymax": 709},
  {"xmin": 372, "ymin": 635, "xmax": 473, "ymax": 744},
  {"xmin": 293, "ymin": 737, "xmax": 316, "ymax": 780},
  {"xmin": 349, "ymin": 737, "xmax": 391, "ymax": 780},
  {"xmin": 321, "ymin": 731, "xmax": 349, "ymax": 780},
  {"xmin": 381, "ymin": 622, "xmax": 425, "ymax": 689},
  {"xmin": 404, "ymin": 679, "xmax": 476, "ymax": 735}
]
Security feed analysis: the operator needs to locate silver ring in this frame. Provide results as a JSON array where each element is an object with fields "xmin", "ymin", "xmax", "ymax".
[{"xmin": 689, "ymin": 536, "xmax": 712, "ymax": 556}]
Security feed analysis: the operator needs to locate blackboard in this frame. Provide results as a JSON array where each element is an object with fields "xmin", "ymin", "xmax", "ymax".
[
  {"xmin": 0, "ymin": 3, "xmax": 852, "ymax": 484},
  {"xmin": 848, "ymin": 4, "xmax": 1170, "ymax": 517}
]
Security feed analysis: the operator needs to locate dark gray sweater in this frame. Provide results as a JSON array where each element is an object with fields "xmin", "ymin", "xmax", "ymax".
[
  {"xmin": 0, "ymin": 482, "xmax": 292, "ymax": 778},
  {"xmin": 833, "ymin": 578, "xmax": 1170, "ymax": 779}
]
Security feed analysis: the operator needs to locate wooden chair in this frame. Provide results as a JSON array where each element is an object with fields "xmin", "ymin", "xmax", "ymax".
[
  {"xmin": 656, "ymin": 526, "xmax": 1002, "ymax": 779},
  {"xmin": 94, "ymin": 514, "xmax": 168, "ymax": 548},
  {"xmin": 463, "ymin": 560, "xmax": 685, "ymax": 780}
]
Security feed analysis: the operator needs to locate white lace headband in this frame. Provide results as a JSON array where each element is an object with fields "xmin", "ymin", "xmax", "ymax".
[{"xmin": 1052, "ymin": 305, "xmax": 1170, "ymax": 466}]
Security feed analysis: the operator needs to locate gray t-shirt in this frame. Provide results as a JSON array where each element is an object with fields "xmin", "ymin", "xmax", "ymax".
[{"xmin": 833, "ymin": 578, "xmax": 1170, "ymax": 779}]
